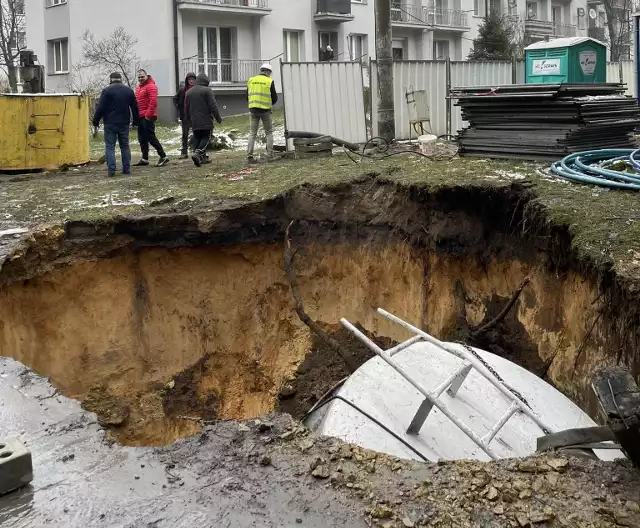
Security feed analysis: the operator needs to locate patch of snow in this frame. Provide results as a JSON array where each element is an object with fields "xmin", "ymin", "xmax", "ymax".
[
  {"xmin": 0, "ymin": 227, "xmax": 28, "ymax": 237},
  {"xmin": 495, "ymin": 170, "xmax": 527, "ymax": 180}
]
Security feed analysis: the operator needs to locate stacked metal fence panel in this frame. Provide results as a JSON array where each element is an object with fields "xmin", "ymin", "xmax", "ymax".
[
  {"xmin": 281, "ymin": 61, "xmax": 368, "ymax": 145},
  {"xmin": 454, "ymin": 84, "xmax": 640, "ymax": 161}
]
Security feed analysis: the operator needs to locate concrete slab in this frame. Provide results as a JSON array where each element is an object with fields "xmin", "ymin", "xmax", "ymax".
[{"xmin": 0, "ymin": 439, "xmax": 33, "ymax": 496}]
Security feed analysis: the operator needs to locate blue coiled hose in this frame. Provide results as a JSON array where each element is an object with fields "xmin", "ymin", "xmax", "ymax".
[{"xmin": 550, "ymin": 149, "xmax": 640, "ymax": 190}]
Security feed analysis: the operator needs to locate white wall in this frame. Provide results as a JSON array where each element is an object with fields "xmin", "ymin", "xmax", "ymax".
[{"xmin": 69, "ymin": 1, "xmax": 175, "ymax": 95}]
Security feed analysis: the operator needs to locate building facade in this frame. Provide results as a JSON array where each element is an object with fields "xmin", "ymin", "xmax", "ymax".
[{"xmin": 24, "ymin": 0, "xmax": 607, "ymax": 119}]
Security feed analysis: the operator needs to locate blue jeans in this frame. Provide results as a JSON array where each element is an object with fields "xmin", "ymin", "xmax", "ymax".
[{"xmin": 104, "ymin": 123, "xmax": 131, "ymax": 173}]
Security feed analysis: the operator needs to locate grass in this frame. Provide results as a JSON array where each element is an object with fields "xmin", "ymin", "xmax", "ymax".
[
  {"xmin": 3, "ymin": 149, "xmax": 640, "ymax": 283},
  {"xmin": 88, "ymin": 109, "xmax": 285, "ymax": 159}
]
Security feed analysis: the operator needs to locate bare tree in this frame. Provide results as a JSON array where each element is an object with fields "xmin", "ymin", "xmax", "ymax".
[
  {"xmin": 0, "ymin": 0, "xmax": 26, "ymax": 91},
  {"xmin": 79, "ymin": 27, "xmax": 144, "ymax": 87},
  {"xmin": 602, "ymin": 0, "xmax": 633, "ymax": 61}
]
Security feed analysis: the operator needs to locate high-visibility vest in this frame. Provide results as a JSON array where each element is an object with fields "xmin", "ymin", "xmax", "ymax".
[{"xmin": 248, "ymin": 75, "xmax": 273, "ymax": 110}]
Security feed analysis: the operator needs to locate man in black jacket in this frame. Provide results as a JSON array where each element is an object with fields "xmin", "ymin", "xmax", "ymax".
[
  {"xmin": 92, "ymin": 72, "xmax": 139, "ymax": 177},
  {"xmin": 173, "ymin": 72, "xmax": 196, "ymax": 159},
  {"xmin": 185, "ymin": 73, "xmax": 223, "ymax": 167}
]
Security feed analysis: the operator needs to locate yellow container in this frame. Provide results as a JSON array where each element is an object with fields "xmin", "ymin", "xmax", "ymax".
[{"xmin": 0, "ymin": 94, "xmax": 90, "ymax": 171}]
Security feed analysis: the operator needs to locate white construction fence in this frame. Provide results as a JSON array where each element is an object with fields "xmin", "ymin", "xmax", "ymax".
[{"xmin": 280, "ymin": 61, "xmax": 368, "ymax": 145}]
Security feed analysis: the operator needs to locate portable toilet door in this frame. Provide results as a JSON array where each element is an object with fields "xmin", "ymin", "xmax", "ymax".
[
  {"xmin": 525, "ymin": 37, "xmax": 607, "ymax": 84},
  {"xmin": 568, "ymin": 39, "xmax": 606, "ymax": 82}
]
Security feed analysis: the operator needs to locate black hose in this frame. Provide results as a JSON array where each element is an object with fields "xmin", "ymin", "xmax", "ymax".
[
  {"xmin": 286, "ymin": 130, "xmax": 360, "ymax": 152},
  {"xmin": 303, "ymin": 394, "xmax": 430, "ymax": 463}
]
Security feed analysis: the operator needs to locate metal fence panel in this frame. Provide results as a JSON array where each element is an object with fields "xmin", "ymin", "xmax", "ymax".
[
  {"xmin": 450, "ymin": 61, "xmax": 514, "ymax": 135},
  {"xmin": 281, "ymin": 62, "xmax": 367, "ymax": 144},
  {"xmin": 371, "ymin": 61, "xmax": 447, "ymax": 139},
  {"xmin": 372, "ymin": 60, "xmax": 521, "ymax": 139},
  {"xmin": 607, "ymin": 61, "xmax": 636, "ymax": 97}
]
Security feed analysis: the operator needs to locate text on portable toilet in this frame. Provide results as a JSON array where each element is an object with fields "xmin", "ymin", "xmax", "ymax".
[
  {"xmin": 532, "ymin": 59, "xmax": 561, "ymax": 75},
  {"xmin": 579, "ymin": 51, "xmax": 597, "ymax": 75}
]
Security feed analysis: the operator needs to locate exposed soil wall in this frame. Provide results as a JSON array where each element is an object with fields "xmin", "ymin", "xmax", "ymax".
[{"xmin": 0, "ymin": 179, "xmax": 632, "ymax": 445}]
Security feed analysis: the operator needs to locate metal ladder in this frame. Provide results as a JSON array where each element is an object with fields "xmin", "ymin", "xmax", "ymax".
[{"xmin": 340, "ymin": 308, "xmax": 555, "ymax": 461}]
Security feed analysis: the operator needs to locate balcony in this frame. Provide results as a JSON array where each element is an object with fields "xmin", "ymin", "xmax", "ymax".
[
  {"xmin": 426, "ymin": 8, "xmax": 468, "ymax": 29},
  {"xmin": 588, "ymin": 27, "xmax": 606, "ymax": 41},
  {"xmin": 181, "ymin": 58, "xmax": 263, "ymax": 89},
  {"xmin": 553, "ymin": 23, "xmax": 577, "ymax": 37},
  {"xmin": 176, "ymin": 0, "xmax": 271, "ymax": 16},
  {"xmin": 315, "ymin": 0, "xmax": 354, "ymax": 22},
  {"xmin": 524, "ymin": 19, "xmax": 554, "ymax": 38}
]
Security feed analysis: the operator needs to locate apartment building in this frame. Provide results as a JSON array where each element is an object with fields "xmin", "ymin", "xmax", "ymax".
[
  {"xmin": 23, "ymin": 0, "xmax": 598, "ymax": 119},
  {"xmin": 587, "ymin": 0, "xmax": 634, "ymax": 59}
]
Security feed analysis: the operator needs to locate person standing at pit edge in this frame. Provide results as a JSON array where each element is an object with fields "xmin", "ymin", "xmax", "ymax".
[
  {"xmin": 173, "ymin": 72, "xmax": 196, "ymax": 159},
  {"xmin": 246, "ymin": 63, "xmax": 278, "ymax": 163},
  {"xmin": 186, "ymin": 72, "xmax": 223, "ymax": 167},
  {"xmin": 92, "ymin": 72, "xmax": 139, "ymax": 177},
  {"xmin": 135, "ymin": 69, "xmax": 169, "ymax": 167}
]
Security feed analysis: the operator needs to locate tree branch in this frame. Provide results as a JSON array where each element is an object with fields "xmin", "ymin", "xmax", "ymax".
[
  {"xmin": 283, "ymin": 221, "xmax": 357, "ymax": 373},
  {"xmin": 471, "ymin": 278, "xmax": 530, "ymax": 338}
]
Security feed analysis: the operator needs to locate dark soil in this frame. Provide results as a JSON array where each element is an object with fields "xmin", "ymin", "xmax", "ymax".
[
  {"xmin": 163, "ymin": 354, "xmax": 220, "ymax": 421},
  {"xmin": 470, "ymin": 293, "xmax": 550, "ymax": 377},
  {"xmin": 277, "ymin": 323, "xmax": 397, "ymax": 419}
]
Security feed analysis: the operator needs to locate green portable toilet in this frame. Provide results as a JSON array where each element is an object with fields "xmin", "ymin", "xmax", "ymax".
[{"xmin": 525, "ymin": 37, "xmax": 606, "ymax": 84}]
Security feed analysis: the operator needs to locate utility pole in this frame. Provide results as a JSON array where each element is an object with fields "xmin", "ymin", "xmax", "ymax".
[{"xmin": 375, "ymin": 0, "xmax": 395, "ymax": 142}]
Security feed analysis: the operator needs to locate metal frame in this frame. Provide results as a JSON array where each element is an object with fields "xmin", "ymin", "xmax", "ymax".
[{"xmin": 340, "ymin": 307, "xmax": 555, "ymax": 461}]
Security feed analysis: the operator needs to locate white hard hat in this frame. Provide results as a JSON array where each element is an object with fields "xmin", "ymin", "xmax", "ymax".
[{"xmin": 260, "ymin": 63, "xmax": 273, "ymax": 72}]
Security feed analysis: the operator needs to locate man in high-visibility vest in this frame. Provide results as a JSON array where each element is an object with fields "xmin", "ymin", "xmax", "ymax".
[{"xmin": 247, "ymin": 63, "xmax": 278, "ymax": 163}]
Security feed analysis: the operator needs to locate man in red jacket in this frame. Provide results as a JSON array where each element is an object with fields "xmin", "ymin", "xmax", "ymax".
[{"xmin": 134, "ymin": 69, "xmax": 169, "ymax": 167}]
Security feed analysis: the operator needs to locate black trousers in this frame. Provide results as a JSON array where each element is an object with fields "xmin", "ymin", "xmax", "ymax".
[
  {"xmin": 193, "ymin": 129, "xmax": 212, "ymax": 157},
  {"xmin": 181, "ymin": 120, "xmax": 190, "ymax": 154},
  {"xmin": 137, "ymin": 118, "xmax": 166, "ymax": 160}
]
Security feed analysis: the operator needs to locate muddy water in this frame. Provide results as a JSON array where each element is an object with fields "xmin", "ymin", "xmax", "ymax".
[{"xmin": 0, "ymin": 239, "xmax": 604, "ymax": 445}]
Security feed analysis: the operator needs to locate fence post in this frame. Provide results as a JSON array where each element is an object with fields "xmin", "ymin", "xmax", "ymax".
[
  {"xmin": 446, "ymin": 57, "xmax": 452, "ymax": 138},
  {"xmin": 619, "ymin": 61, "xmax": 624, "ymax": 85},
  {"xmin": 512, "ymin": 57, "xmax": 517, "ymax": 84}
]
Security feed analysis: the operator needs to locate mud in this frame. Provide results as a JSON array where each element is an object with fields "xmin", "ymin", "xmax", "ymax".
[{"xmin": 3, "ymin": 357, "xmax": 640, "ymax": 528}]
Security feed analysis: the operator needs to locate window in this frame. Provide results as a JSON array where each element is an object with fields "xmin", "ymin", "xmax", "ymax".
[
  {"xmin": 48, "ymin": 38, "xmax": 68, "ymax": 73},
  {"xmin": 13, "ymin": 0, "xmax": 25, "ymax": 14},
  {"xmin": 433, "ymin": 40, "xmax": 450, "ymax": 60},
  {"xmin": 197, "ymin": 26, "xmax": 234, "ymax": 83},
  {"xmin": 9, "ymin": 31, "xmax": 26, "ymax": 50},
  {"xmin": 349, "ymin": 34, "xmax": 367, "ymax": 62},
  {"xmin": 473, "ymin": 0, "xmax": 479, "ymax": 15},
  {"xmin": 527, "ymin": 1, "xmax": 538, "ymax": 19},
  {"xmin": 283, "ymin": 30, "xmax": 302, "ymax": 62},
  {"xmin": 47, "ymin": 0, "xmax": 67, "ymax": 6}
]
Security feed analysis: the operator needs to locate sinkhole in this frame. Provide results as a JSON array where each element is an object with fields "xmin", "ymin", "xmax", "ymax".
[{"xmin": 0, "ymin": 182, "xmax": 624, "ymax": 446}]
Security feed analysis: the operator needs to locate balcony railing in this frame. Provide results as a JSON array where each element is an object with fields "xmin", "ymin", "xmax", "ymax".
[
  {"xmin": 588, "ymin": 27, "xmax": 606, "ymax": 41},
  {"xmin": 182, "ymin": 58, "xmax": 263, "ymax": 85},
  {"xmin": 391, "ymin": 4, "xmax": 467, "ymax": 27},
  {"xmin": 316, "ymin": 0, "xmax": 351, "ymax": 14},
  {"xmin": 391, "ymin": 4, "xmax": 425, "ymax": 23},
  {"xmin": 177, "ymin": 0, "xmax": 269, "ymax": 8},
  {"xmin": 524, "ymin": 19, "xmax": 554, "ymax": 36},
  {"xmin": 426, "ymin": 8, "xmax": 468, "ymax": 27},
  {"xmin": 553, "ymin": 23, "xmax": 577, "ymax": 37}
]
